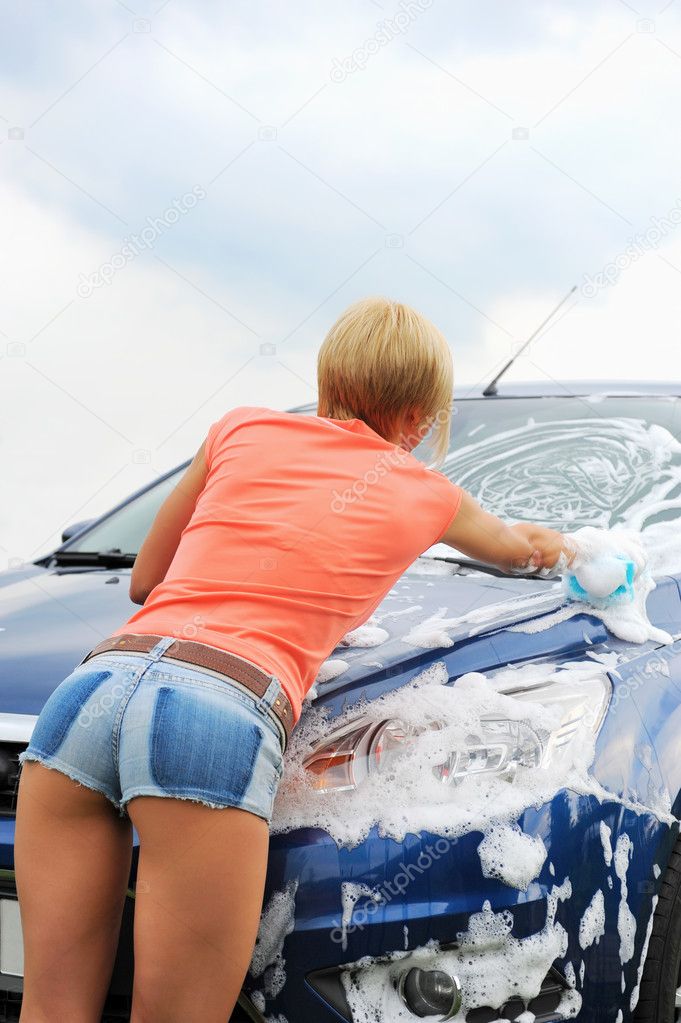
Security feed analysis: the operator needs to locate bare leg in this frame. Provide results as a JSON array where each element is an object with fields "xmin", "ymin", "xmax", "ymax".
[
  {"xmin": 126, "ymin": 795, "xmax": 269, "ymax": 1023},
  {"xmin": 14, "ymin": 761, "xmax": 133, "ymax": 1023}
]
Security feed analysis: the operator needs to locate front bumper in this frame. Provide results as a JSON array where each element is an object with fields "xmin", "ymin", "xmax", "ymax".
[
  {"xmin": 0, "ymin": 791, "xmax": 674, "ymax": 1023},
  {"xmin": 244, "ymin": 791, "xmax": 674, "ymax": 1023}
]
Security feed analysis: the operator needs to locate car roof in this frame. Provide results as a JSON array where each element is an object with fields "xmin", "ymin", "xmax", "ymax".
[{"xmin": 288, "ymin": 380, "xmax": 681, "ymax": 413}]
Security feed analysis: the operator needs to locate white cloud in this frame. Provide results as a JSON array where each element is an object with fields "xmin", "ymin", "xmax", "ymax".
[{"xmin": 3, "ymin": 0, "xmax": 681, "ymax": 557}]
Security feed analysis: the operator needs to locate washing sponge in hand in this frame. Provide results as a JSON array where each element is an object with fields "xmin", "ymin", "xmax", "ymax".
[{"xmin": 566, "ymin": 553, "xmax": 636, "ymax": 603}]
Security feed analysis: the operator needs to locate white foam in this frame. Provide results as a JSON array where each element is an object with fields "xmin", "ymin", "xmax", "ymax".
[
  {"xmin": 340, "ymin": 881, "xmax": 577, "ymax": 1021},
  {"xmin": 517, "ymin": 525, "xmax": 673, "ymax": 646},
  {"xmin": 272, "ymin": 660, "xmax": 607, "ymax": 848},
  {"xmin": 600, "ymin": 821, "xmax": 613, "ymax": 867},
  {"xmin": 630, "ymin": 894, "xmax": 658, "ymax": 1012},
  {"xmin": 340, "ymin": 883, "xmax": 381, "ymax": 952},
  {"xmin": 402, "ymin": 607, "xmax": 459, "ymax": 649},
  {"xmin": 404, "ymin": 591, "xmax": 565, "ymax": 649},
  {"xmin": 411, "ymin": 529, "xmax": 673, "ymax": 649},
  {"xmin": 578, "ymin": 889, "xmax": 605, "ymax": 949},
  {"xmin": 478, "ymin": 824, "xmax": 547, "ymax": 891},
  {"xmin": 442, "ymin": 416, "xmax": 681, "ymax": 537},
  {"xmin": 250, "ymin": 880, "xmax": 298, "ymax": 999},
  {"xmin": 340, "ymin": 623, "xmax": 390, "ymax": 648},
  {"xmin": 426, "ymin": 415, "xmax": 681, "ymax": 628},
  {"xmin": 315, "ymin": 658, "xmax": 349, "ymax": 685},
  {"xmin": 614, "ymin": 835, "xmax": 636, "ymax": 965}
]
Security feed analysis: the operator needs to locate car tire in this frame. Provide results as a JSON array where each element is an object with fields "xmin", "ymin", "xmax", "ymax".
[{"xmin": 633, "ymin": 839, "xmax": 681, "ymax": 1022}]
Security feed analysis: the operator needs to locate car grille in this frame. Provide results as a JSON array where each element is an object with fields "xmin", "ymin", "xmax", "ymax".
[
  {"xmin": 465, "ymin": 967, "xmax": 567, "ymax": 1022},
  {"xmin": 0, "ymin": 744, "xmax": 24, "ymax": 816}
]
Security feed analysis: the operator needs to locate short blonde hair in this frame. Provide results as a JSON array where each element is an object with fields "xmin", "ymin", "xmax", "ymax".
[{"xmin": 317, "ymin": 296, "xmax": 453, "ymax": 466}]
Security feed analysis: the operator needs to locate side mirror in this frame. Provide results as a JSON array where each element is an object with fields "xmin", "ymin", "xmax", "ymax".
[{"xmin": 61, "ymin": 519, "xmax": 95, "ymax": 543}]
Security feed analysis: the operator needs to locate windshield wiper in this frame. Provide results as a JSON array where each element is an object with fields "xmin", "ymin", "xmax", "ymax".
[
  {"xmin": 52, "ymin": 549, "xmax": 136, "ymax": 568},
  {"xmin": 426, "ymin": 555, "xmax": 557, "ymax": 581}
]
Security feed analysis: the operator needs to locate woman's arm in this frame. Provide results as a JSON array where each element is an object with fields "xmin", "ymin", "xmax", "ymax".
[
  {"xmin": 439, "ymin": 488, "xmax": 573, "ymax": 574},
  {"xmin": 129, "ymin": 439, "xmax": 209, "ymax": 604}
]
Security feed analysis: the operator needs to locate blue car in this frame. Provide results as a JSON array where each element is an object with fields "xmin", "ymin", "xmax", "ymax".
[{"xmin": 2, "ymin": 381, "xmax": 681, "ymax": 1022}]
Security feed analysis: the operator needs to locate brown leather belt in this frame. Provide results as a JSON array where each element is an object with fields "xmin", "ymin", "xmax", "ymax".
[{"xmin": 80, "ymin": 633, "xmax": 293, "ymax": 749}]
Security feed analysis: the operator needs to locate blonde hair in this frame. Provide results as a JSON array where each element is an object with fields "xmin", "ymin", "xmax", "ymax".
[{"xmin": 317, "ymin": 296, "xmax": 453, "ymax": 466}]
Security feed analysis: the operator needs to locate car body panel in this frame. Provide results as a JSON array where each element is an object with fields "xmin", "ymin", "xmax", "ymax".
[{"xmin": 3, "ymin": 384, "xmax": 681, "ymax": 1021}]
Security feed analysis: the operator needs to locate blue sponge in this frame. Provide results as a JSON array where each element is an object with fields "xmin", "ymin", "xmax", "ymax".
[{"xmin": 565, "ymin": 554, "xmax": 636, "ymax": 605}]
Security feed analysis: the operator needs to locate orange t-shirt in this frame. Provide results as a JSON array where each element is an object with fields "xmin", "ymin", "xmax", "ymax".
[{"xmin": 111, "ymin": 406, "xmax": 462, "ymax": 722}]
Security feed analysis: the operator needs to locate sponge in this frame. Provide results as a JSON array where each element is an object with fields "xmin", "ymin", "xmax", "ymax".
[
  {"xmin": 565, "ymin": 553, "xmax": 636, "ymax": 605},
  {"xmin": 511, "ymin": 526, "xmax": 645, "ymax": 607}
]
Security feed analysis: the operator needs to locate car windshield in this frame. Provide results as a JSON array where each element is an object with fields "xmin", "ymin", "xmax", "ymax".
[
  {"xmin": 62, "ymin": 396, "xmax": 681, "ymax": 564},
  {"xmin": 436, "ymin": 395, "xmax": 681, "ymax": 533},
  {"xmin": 63, "ymin": 470, "xmax": 183, "ymax": 557}
]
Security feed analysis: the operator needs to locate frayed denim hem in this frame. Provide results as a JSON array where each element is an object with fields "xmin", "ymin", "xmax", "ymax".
[
  {"xmin": 18, "ymin": 751, "xmax": 128, "ymax": 819},
  {"xmin": 119, "ymin": 786, "xmax": 273, "ymax": 824}
]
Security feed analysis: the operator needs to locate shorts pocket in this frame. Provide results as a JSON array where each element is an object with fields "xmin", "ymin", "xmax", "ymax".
[
  {"xmin": 149, "ymin": 685, "xmax": 263, "ymax": 802},
  {"xmin": 26, "ymin": 667, "xmax": 113, "ymax": 759}
]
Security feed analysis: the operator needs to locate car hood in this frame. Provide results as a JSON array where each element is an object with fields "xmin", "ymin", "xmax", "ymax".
[
  {"xmin": 1, "ymin": 558, "xmax": 678, "ymax": 718},
  {"xmin": 0, "ymin": 564, "xmax": 140, "ymax": 713}
]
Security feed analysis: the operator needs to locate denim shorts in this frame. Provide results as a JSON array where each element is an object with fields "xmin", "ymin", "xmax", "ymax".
[{"xmin": 17, "ymin": 635, "xmax": 286, "ymax": 824}]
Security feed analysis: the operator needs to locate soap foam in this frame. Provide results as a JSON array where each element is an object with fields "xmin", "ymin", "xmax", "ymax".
[
  {"xmin": 478, "ymin": 824, "xmax": 547, "ymax": 891},
  {"xmin": 340, "ymin": 881, "xmax": 578, "ymax": 1022},
  {"xmin": 578, "ymin": 889, "xmax": 605, "ymax": 949},
  {"xmin": 271, "ymin": 660, "xmax": 608, "ymax": 848},
  {"xmin": 250, "ymin": 880, "xmax": 298, "ymax": 1000},
  {"xmin": 629, "ymin": 894, "xmax": 658, "ymax": 1012},
  {"xmin": 340, "ymin": 883, "xmax": 381, "ymax": 952},
  {"xmin": 441, "ymin": 416, "xmax": 681, "ymax": 536},
  {"xmin": 614, "ymin": 835, "xmax": 636, "ymax": 966},
  {"xmin": 600, "ymin": 821, "xmax": 613, "ymax": 867},
  {"xmin": 314, "ymin": 658, "xmax": 349, "ymax": 685},
  {"xmin": 508, "ymin": 525, "xmax": 673, "ymax": 646},
  {"xmin": 339, "ymin": 622, "xmax": 390, "ymax": 648}
]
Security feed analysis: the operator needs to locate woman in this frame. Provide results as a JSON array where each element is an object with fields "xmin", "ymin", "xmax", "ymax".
[{"xmin": 14, "ymin": 296, "xmax": 568, "ymax": 1022}]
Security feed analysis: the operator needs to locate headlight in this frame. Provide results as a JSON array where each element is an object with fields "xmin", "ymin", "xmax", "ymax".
[{"xmin": 302, "ymin": 668, "xmax": 611, "ymax": 794}]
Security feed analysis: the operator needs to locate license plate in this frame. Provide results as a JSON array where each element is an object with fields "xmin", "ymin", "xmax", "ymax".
[{"xmin": 0, "ymin": 898, "xmax": 24, "ymax": 977}]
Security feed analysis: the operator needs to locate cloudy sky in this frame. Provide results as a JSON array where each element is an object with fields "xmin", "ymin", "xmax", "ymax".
[{"xmin": 2, "ymin": 0, "xmax": 681, "ymax": 560}]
